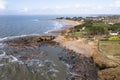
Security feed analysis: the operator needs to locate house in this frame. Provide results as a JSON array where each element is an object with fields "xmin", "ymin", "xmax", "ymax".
[
  {"xmin": 109, "ymin": 31, "xmax": 119, "ymax": 36},
  {"xmin": 108, "ymin": 22, "xmax": 114, "ymax": 25},
  {"xmin": 82, "ymin": 27, "xmax": 86, "ymax": 30}
]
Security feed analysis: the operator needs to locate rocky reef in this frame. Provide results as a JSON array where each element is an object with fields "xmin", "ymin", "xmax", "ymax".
[
  {"xmin": 59, "ymin": 49, "xmax": 98, "ymax": 80},
  {"xmin": 0, "ymin": 36, "xmax": 98, "ymax": 80},
  {"xmin": 3, "ymin": 36, "xmax": 56, "ymax": 49}
]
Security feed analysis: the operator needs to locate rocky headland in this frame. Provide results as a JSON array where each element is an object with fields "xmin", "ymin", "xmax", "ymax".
[
  {"xmin": 1, "ymin": 19, "xmax": 119, "ymax": 80},
  {"xmin": 1, "ymin": 35, "xmax": 98, "ymax": 80}
]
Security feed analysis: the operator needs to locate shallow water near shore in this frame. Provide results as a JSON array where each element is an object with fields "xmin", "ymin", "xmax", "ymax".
[
  {"xmin": 0, "ymin": 41, "xmax": 70, "ymax": 80},
  {"xmin": 0, "ymin": 36, "xmax": 98, "ymax": 80},
  {"xmin": 0, "ymin": 15, "xmax": 68, "ymax": 38},
  {"xmin": 0, "ymin": 15, "xmax": 98, "ymax": 80}
]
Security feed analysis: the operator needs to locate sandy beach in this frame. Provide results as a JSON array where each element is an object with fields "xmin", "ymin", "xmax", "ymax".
[
  {"xmin": 52, "ymin": 19, "xmax": 95, "ymax": 57},
  {"xmin": 49, "ymin": 19, "xmax": 83, "ymax": 36},
  {"xmin": 56, "ymin": 19, "xmax": 82, "ymax": 26},
  {"xmin": 54, "ymin": 36, "xmax": 96, "ymax": 57},
  {"xmin": 53, "ymin": 19, "xmax": 120, "ymax": 80}
]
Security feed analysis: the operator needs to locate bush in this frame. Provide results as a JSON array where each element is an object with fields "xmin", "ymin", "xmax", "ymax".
[{"xmin": 108, "ymin": 36, "xmax": 120, "ymax": 41}]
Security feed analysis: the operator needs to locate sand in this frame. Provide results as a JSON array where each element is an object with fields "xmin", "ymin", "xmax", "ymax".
[
  {"xmin": 56, "ymin": 19, "xmax": 82, "ymax": 26},
  {"xmin": 54, "ymin": 19, "xmax": 120, "ymax": 80},
  {"xmin": 52, "ymin": 19, "xmax": 96, "ymax": 57},
  {"xmin": 54, "ymin": 36, "xmax": 96, "ymax": 57},
  {"xmin": 50, "ymin": 19, "xmax": 83, "ymax": 36}
]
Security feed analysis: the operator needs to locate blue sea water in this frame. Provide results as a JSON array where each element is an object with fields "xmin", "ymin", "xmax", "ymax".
[
  {"xmin": 0, "ymin": 15, "xmax": 72, "ymax": 80},
  {"xmin": 0, "ymin": 15, "xmax": 68, "ymax": 38}
]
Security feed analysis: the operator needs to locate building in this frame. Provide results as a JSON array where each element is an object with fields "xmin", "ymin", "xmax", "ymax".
[{"xmin": 109, "ymin": 31, "xmax": 119, "ymax": 36}]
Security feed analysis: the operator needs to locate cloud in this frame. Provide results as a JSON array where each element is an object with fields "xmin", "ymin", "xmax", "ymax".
[
  {"xmin": 0, "ymin": 0, "xmax": 6, "ymax": 10},
  {"xmin": 4, "ymin": 0, "xmax": 119, "ymax": 15},
  {"xmin": 32, "ymin": 1, "xmax": 120, "ymax": 15},
  {"xmin": 46, "ymin": 4, "xmax": 105, "ymax": 14},
  {"xmin": 20, "ymin": 8, "xmax": 29, "ymax": 13},
  {"xmin": 115, "ymin": 0, "xmax": 120, "ymax": 7},
  {"xmin": 51, "ymin": 1, "xmax": 120, "ymax": 14}
]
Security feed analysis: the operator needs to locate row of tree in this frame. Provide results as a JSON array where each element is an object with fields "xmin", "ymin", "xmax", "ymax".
[{"xmin": 56, "ymin": 17, "xmax": 83, "ymax": 21}]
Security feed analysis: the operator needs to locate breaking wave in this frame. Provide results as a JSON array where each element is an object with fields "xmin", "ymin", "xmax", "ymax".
[
  {"xmin": 45, "ymin": 21, "xmax": 64, "ymax": 34},
  {"xmin": 0, "ymin": 33, "xmax": 41, "ymax": 42}
]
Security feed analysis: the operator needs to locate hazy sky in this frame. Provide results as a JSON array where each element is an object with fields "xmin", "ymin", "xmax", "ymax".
[{"xmin": 0, "ymin": 0, "xmax": 120, "ymax": 15}]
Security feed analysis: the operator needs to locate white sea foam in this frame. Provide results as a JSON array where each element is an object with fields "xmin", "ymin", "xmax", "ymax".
[
  {"xmin": 53, "ymin": 21, "xmax": 63, "ymax": 30},
  {"xmin": 0, "ymin": 50, "xmax": 21, "ymax": 63},
  {"xmin": 0, "ymin": 50, "xmax": 5, "ymax": 66},
  {"xmin": 0, "ymin": 50, "xmax": 6, "ymax": 58},
  {"xmin": 0, "ymin": 34, "xmax": 41, "ymax": 42},
  {"xmin": 0, "ymin": 64, "xmax": 4, "ymax": 66},
  {"xmin": 0, "ymin": 43, "xmax": 6, "ymax": 49},
  {"xmin": 0, "ymin": 35, "xmax": 27, "ymax": 41},
  {"xmin": 52, "ymin": 73, "xmax": 57, "ymax": 77},
  {"xmin": 49, "ymin": 68, "xmax": 59, "ymax": 73},
  {"xmin": 38, "ymin": 63, "xmax": 44, "ymax": 67},
  {"xmin": 45, "ymin": 21, "xmax": 64, "ymax": 34},
  {"xmin": 33, "ymin": 19, "xmax": 39, "ymax": 22},
  {"xmin": 9, "ymin": 55, "xmax": 18, "ymax": 62}
]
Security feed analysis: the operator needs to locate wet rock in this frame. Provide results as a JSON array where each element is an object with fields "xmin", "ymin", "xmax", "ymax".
[
  {"xmin": 0, "ymin": 63, "xmax": 47, "ymax": 80},
  {"xmin": 3, "ymin": 36, "xmax": 56, "ymax": 49},
  {"xmin": 1, "ymin": 36, "xmax": 98, "ymax": 80},
  {"xmin": 59, "ymin": 49, "xmax": 98, "ymax": 80}
]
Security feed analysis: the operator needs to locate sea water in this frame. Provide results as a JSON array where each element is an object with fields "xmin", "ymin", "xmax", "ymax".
[
  {"xmin": 0, "ymin": 15, "xmax": 70, "ymax": 80},
  {"xmin": 0, "ymin": 15, "xmax": 68, "ymax": 38}
]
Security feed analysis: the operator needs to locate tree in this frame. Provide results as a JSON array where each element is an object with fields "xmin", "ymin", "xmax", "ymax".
[
  {"xmin": 83, "ymin": 20, "xmax": 93, "ymax": 28},
  {"xmin": 108, "ymin": 23, "xmax": 120, "ymax": 31}
]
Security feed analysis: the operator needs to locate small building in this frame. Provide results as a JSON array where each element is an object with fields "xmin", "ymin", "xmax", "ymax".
[
  {"xmin": 82, "ymin": 27, "xmax": 86, "ymax": 30},
  {"xmin": 109, "ymin": 31, "xmax": 119, "ymax": 36},
  {"xmin": 108, "ymin": 22, "xmax": 114, "ymax": 25}
]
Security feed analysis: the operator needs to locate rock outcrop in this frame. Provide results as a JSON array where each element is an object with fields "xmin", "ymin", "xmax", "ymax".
[{"xmin": 4, "ymin": 36, "xmax": 55, "ymax": 49}]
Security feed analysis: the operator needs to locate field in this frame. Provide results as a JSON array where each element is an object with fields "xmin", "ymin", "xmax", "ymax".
[{"xmin": 99, "ymin": 41, "xmax": 120, "ymax": 58}]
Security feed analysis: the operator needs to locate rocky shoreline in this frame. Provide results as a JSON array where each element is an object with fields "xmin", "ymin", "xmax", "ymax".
[
  {"xmin": 1, "ymin": 19, "xmax": 119, "ymax": 80},
  {"xmin": 1, "ymin": 36, "xmax": 98, "ymax": 80}
]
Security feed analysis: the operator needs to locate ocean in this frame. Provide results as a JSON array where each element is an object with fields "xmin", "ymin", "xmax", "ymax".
[
  {"xmin": 0, "ymin": 15, "xmax": 98, "ymax": 80},
  {"xmin": 0, "ymin": 15, "xmax": 68, "ymax": 38},
  {"xmin": 0, "ymin": 15, "xmax": 71, "ymax": 80}
]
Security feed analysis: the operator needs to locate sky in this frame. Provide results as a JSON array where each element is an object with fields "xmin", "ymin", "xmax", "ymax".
[{"xmin": 0, "ymin": 0, "xmax": 120, "ymax": 15}]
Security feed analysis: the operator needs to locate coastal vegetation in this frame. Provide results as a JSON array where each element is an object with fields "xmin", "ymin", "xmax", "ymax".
[
  {"xmin": 99, "ymin": 40, "xmax": 120, "ymax": 57},
  {"xmin": 108, "ymin": 35, "xmax": 120, "ymax": 41},
  {"xmin": 58, "ymin": 18, "xmax": 120, "ymax": 40},
  {"xmin": 57, "ymin": 15, "xmax": 120, "ymax": 80},
  {"xmin": 69, "ymin": 20, "xmax": 120, "ymax": 37}
]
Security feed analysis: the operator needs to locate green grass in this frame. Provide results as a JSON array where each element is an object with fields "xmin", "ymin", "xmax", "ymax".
[
  {"xmin": 99, "ymin": 41, "xmax": 120, "ymax": 57},
  {"xmin": 93, "ymin": 22, "xmax": 110, "ymax": 27},
  {"xmin": 66, "ymin": 31, "xmax": 82, "ymax": 38}
]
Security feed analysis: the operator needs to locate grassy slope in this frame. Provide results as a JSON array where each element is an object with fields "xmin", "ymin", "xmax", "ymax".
[
  {"xmin": 99, "ymin": 41, "xmax": 120, "ymax": 58},
  {"xmin": 97, "ymin": 40, "xmax": 120, "ymax": 80}
]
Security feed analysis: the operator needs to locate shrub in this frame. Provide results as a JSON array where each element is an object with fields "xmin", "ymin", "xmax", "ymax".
[{"xmin": 108, "ymin": 36, "xmax": 120, "ymax": 41}]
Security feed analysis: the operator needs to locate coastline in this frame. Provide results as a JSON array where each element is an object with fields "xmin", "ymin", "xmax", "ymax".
[
  {"xmin": 2, "ymin": 35, "xmax": 98, "ymax": 80},
  {"xmin": 1, "ymin": 18, "xmax": 119, "ymax": 80},
  {"xmin": 0, "ymin": 19, "xmax": 98, "ymax": 80},
  {"xmin": 52, "ymin": 19, "xmax": 94, "ymax": 57},
  {"xmin": 49, "ymin": 19, "xmax": 82, "ymax": 36},
  {"xmin": 55, "ymin": 19, "xmax": 81, "ymax": 26},
  {"xmin": 53, "ymin": 19, "xmax": 120, "ymax": 80}
]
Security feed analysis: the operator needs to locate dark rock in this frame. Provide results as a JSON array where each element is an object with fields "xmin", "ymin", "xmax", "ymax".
[
  {"xmin": 59, "ymin": 49, "xmax": 98, "ymax": 80},
  {"xmin": 3, "ymin": 36, "xmax": 56, "ymax": 49}
]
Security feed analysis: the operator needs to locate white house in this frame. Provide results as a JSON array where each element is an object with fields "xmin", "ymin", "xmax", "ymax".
[
  {"xmin": 109, "ymin": 31, "xmax": 119, "ymax": 36},
  {"xmin": 82, "ymin": 27, "xmax": 86, "ymax": 30}
]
